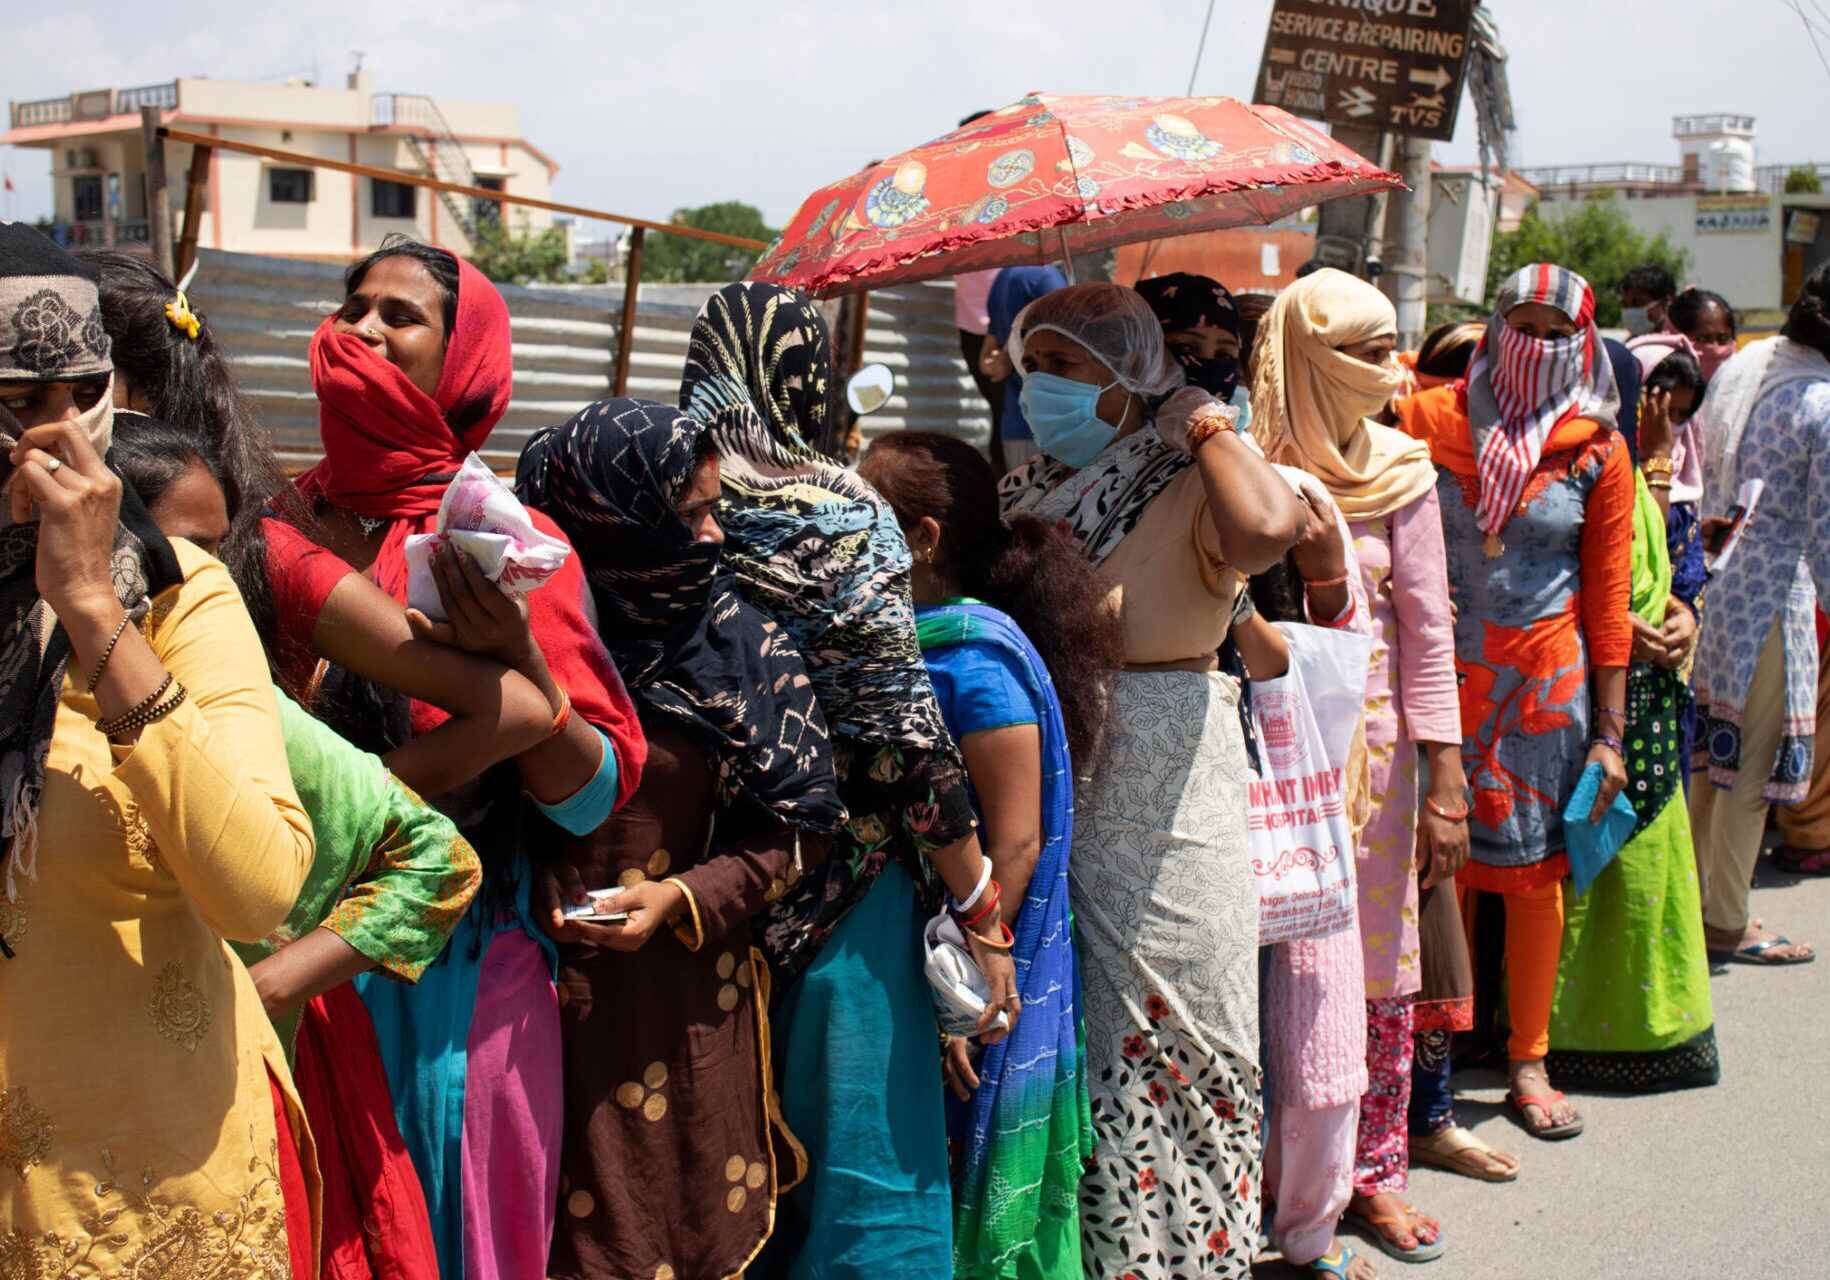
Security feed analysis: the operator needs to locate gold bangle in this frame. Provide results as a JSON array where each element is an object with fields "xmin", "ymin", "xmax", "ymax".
[
  {"xmin": 1645, "ymin": 477, "xmax": 1673, "ymax": 490},
  {"xmin": 1640, "ymin": 456, "xmax": 1674, "ymax": 477}
]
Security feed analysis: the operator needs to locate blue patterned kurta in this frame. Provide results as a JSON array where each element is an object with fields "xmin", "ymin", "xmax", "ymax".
[{"xmin": 1694, "ymin": 376, "xmax": 1830, "ymax": 801}]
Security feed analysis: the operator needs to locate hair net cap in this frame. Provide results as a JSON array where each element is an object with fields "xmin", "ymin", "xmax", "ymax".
[{"xmin": 1008, "ymin": 282, "xmax": 1185, "ymax": 398}]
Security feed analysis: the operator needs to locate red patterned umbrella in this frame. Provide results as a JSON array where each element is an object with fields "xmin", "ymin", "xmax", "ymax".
[{"xmin": 749, "ymin": 92, "xmax": 1401, "ymax": 297}]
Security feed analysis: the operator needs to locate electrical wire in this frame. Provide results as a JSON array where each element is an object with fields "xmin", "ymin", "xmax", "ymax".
[
  {"xmin": 1787, "ymin": 0, "xmax": 1830, "ymax": 84},
  {"xmin": 1186, "ymin": 0, "xmax": 1219, "ymax": 95}
]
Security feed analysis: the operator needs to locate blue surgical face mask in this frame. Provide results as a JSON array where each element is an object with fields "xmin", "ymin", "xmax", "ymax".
[
  {"xmin": 1622, "ymin": 305, "xmax": 1653, "ymax": 338},
  {"xmin": 1020, "ymin": 371, "xmax": 1126, "ymax": 467}
]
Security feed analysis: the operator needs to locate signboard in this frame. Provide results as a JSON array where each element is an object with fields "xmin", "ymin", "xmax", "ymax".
[
  {"xmin": 72, "ymin": 90, "xmax": 114, "ymax": 122},
  {"xmin": 1252, "ymin": 0, "xmax": 1476, "ymax": 142},
  {"xmin": 1786, "ymin": 209, "xmax": 1822, "ymax": 246},
  {"xmin": 1695, "ymin": 195, "xmax": 1772, "ymax": 235}
]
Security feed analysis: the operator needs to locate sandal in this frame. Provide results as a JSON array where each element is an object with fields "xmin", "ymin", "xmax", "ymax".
[
  {"xmin": 1409, "ymin": 1125, "xmax": 1519, "ymax": 1182},
  {"xmin": 1346, "ymin": 1201, "xmax": 1445, "ymax": 1263},
  {"xmin": 1773, "ymin": 846, "xmax": 1830, "ymax": 876},
  {"xmin": 1726, "ymin": 935, "xmax": 1816, "ymax": 965},
  {"xmin": 1507, "ymin": 1088, "xmax": 1584, "ymax": 1140},
  {"xmin": 1306, "ymin": 1242, "xmax": 1367, "ymax": 1278}
]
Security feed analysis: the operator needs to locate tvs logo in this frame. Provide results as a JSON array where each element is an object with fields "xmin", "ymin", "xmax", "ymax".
[{"xmin": 1255, "ymin": 690, "xmax": 1310, "ymax": 771}]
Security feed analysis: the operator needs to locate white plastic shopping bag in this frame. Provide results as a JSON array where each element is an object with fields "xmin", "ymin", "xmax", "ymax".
[
  {"xmin": 404, "ymin": 454, "xmax": 571, "ymax": 621},
  {"xmin": 1249, "ymin": 622, "xmax": 1374, "ymax": 945}
]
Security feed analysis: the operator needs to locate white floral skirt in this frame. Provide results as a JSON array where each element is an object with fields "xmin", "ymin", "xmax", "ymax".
[{"xmin": 1072, "ymin": 671, "xmax": 1261, "ymax": 1279}]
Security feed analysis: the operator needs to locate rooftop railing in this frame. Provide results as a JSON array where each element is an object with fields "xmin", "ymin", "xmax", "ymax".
[{"xmin": 8, "ymin": 82, "xmax": 178, "ymax": 129}]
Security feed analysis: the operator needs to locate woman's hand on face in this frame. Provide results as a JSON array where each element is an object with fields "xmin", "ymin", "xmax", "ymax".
[
  {"xmin": 406, "ymin": 543, "xmax": 536, "ymax": 667},
  {"xmin": 1629, "ymin": 614, "xmax": 1669, "ymax": 667},
  {"xmin": 1586, "ymin": 742, "xmax": 1628, "ymax": 823},
  {"xmin": 1658, "ymin": 602, "xmax": 1697, "ymax": 669},
  {"xmin": 1637, "ymin": 387, "xmax": 1676, "ymax": 460},
  {"xmin": 8, "ymin": 421, "xmax": 124, "ymax": 624},
  {"xmin": 942, "ymin": 1035, "xmax": 982, "ymax": 1102}
]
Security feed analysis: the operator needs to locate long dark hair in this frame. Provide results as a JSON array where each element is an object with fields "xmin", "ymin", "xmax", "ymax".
[
  {"xmin": 109, "ymin": 416, "xmax": 219, "ymax": 509},
  {"xmin": 80, "ymin": 249, "xmax": 285, "ymax": 521},
  {"xmin": 1784, "ymin": 261, "xmax": 1830, "ymax": 361},
  {"xmin": 858, "ymin": 431, "xmax": 1122, "ymax": 767}
]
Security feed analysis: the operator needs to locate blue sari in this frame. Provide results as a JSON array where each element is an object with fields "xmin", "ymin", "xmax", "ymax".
[{"xmin": 916, "ymin": 602, "xmax": 1094, "ymax": 1280}]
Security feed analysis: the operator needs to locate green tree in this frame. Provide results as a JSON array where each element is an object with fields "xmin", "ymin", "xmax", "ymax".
[
  {"xmin": 642, "ymin": 201, "xmax": 777, "ymax": 283},
  {"xmin": 469, "ymin": 214, "xmax": 571, "ymax": 285},
  {"xmin": 1786, "ymin": 165, "xmax": 1824, "ymax": 194},
  {"xmin": 1485, "ymin": 198, "xmax": 1691, "ymax": 327}
]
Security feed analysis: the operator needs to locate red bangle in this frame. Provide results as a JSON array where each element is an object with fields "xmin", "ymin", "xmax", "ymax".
[
  {"xmin": 1303, "ymin": 573, "xmax": 1350, "ymax": 590},
  {"xmin": 547, "ymin": 689, "xmax": 573, "ymax": 739},
  {"xmin": 960, "ymin": 880, "xmax": 1002, "ymax": 929}
]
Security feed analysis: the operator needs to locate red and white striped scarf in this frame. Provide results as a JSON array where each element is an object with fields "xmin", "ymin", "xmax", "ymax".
[{"xmin": 1465, "ymin": 264, "xmax": 1617, "ymax": 536}]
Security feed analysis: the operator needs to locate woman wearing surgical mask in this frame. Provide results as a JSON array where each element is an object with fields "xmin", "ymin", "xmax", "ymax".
[
  {"xmin": 1254, "ymin": 269, "xmax": 1468, "ymax": 1268},
  {"xmin": 1396, "ymin": 264, "xmax": 1635, "ymax": 1145},
  {"xmin": 1136, "ymin": 271, "xmax": 1256, "ymax": 434},
  {"xmin": 999, "ymin": 283, "xmax": 1306, "ymax": 1279}
]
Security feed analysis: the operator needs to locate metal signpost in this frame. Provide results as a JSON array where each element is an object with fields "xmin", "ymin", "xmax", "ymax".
[{"xmin": 1252, "ymin": 0, "xmax": 1477, "ymax": 142}]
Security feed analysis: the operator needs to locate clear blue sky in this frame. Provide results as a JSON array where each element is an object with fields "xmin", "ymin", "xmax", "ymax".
[{"xmin": 4, "ymin": 1, "xmax": 1824, "ymax": 232}]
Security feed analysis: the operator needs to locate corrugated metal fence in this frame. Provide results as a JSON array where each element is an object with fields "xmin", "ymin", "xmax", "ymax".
[{"xmin": 189, "ymin": 248, "xmax": 990, "ymax": 468}]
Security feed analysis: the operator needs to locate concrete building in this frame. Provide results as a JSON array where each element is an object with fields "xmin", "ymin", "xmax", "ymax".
[
  {"xmin": 1523, "ymin": 115, "xmax": 1830, "ymax": 321},
  {"xmin": 4, "ymin": 71, "xmax": 559, "ymax": 261}
]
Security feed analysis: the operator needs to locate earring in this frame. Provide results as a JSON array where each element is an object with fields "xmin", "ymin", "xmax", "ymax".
[{"xmin": 924, "ymin": 547, "xmax": 937, "ymax": 565}]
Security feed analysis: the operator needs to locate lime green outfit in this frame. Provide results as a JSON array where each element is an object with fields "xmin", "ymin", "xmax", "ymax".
[
  {"xmin": 232, "ymin": 690, "xmax": 481, "ymax": 1054},
  {"xmin": 1549, "ymin": 475, "xmax": 1720, "ymax": 1090}
]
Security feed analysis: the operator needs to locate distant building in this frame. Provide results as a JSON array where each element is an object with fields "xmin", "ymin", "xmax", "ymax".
[
  {"xmin": 3, "ymin": 71, "xmax": 559, "ymax": 261},
  {"xmin": 1523, "ymin": 115, "xmax": 1830, "ymax": 318}
]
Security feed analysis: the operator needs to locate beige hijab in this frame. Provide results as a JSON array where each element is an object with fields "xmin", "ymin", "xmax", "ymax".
[{"xmin": 1250, "ymin": 268, "xmax": 1436, "ymax": 523}]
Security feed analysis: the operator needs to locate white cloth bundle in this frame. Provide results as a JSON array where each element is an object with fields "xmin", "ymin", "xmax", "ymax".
[{"xmin": 405, "ymin": 453, "xmax": 571, "ymax": 621}]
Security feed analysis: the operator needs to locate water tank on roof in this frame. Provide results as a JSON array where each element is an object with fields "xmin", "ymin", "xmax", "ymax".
[{"xmin": 1705, "ymin": 138, "xmax": 1757, "ymax": 193}]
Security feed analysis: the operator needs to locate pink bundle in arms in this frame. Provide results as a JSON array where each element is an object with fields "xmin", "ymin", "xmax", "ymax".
[{"xmin": 405, "ymin": 454, "xmax": 571, "ymax": 620}]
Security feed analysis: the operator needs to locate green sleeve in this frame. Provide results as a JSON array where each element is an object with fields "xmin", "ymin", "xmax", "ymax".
[{"xmin": 233, "ymin": 690, "xmax": 480, "ymax": 983}]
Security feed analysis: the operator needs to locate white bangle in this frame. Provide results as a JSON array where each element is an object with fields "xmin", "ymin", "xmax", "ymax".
[{"xmin": 950, "ymin": 857, "xmax": 994, "ymax": 913}]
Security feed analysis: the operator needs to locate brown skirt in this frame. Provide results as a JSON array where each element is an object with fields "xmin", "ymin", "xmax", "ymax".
[{"xmin": 1412, "ymin": 879, "xmax": 1474, "ymax": 1033}]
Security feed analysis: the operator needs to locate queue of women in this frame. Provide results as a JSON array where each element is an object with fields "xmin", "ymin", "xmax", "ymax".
[{"xmin": 1, "ymin": 211, "xmax": 1826, "ymax": 1280}]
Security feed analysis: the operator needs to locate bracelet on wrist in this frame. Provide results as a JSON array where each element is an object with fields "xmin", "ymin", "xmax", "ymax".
[
  {"xmin": 1424, "ymin": 795, "xmax": 1470, "ymax": 823},
  {"xmin": 1302, "ymin": 573, "xmax": 1350, "ymax": 591},
  {"xmin": 1640, "ymin": 456, "xmax": 1674, "ymax": 477},
  {"xmin": 958, "ymin": 880, "xmax": 1003, "ymax": 930},
  {"xmin": 95, "ymin": 678, "xmax": 186, "ymax": 739},
  {"xmin": 950, "ymin": 856, "xmax": 994, "ymax": 914},
  {"xmin": 1589, "ymin": 733, "xmax": 1624, "ymax": 756},
  {"xmin": 86, "ymin": 611, "xmax": 134, "ymax": 693},
  {"xmin": 966, "ymin": 921, "xmax": 1015, "ymax": 952},
  {"xmin": 546, "ymin": 688, "xmax": 574, "ymax": 740}
]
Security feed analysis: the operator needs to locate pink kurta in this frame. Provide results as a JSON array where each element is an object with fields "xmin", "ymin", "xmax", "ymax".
[{"xmin": 1350, "ymin": 488, "xmax": 1461, "ymax": 999}]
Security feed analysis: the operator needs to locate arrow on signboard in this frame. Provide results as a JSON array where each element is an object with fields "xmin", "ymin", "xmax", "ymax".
[
  {"xmin": 1268, "ymin": 46, "xmax": 1296, "ymax": 65},
  {"xmin": 1337, "ymin": 86, "xmax": 1377, "ymax": 117},
  {"xmin": 1409, "ymin": 65, "xmax": 1452, "ymax": 93}
]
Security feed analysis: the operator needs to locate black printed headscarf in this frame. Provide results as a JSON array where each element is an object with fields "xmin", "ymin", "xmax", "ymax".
[
  {"xmin": 517, "ymin": 397, "xmax": 844, "ymax": 834},
  {"xmin": 1135, "ymin": 271, "xmax": 1243, "ymax": 400}
]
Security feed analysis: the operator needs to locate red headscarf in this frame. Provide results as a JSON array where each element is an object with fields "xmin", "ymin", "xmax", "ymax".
[{"xmin": 297, "ymin": 252, "xmax": 513, "ymax": 591}]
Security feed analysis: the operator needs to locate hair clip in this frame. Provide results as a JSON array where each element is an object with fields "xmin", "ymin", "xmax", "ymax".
[{"xmin": 164, "ymin": 290, "xmax": 201, "ymax": 341}]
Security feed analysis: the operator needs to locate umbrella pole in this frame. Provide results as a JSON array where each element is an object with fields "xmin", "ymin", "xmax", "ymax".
[{"xmin": 1057, "ymin": 226, "xmax": 1077, "ymax": 284}]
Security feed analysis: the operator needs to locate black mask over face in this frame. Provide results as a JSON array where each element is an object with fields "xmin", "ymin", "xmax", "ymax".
[{"xmin": 1174, "ymin": 348, "xmax": 1240, "ymax": 400}]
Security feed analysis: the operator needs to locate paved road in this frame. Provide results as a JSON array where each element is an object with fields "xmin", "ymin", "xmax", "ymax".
[{"xmin": 1256, "ymin": 849, "xmax": 1830, "ymax": 1278}]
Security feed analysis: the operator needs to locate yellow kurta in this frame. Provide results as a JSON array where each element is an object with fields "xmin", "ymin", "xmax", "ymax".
[{"xmin": 0, "ymin": 539, "xmax": 318, "ymax": 1277}]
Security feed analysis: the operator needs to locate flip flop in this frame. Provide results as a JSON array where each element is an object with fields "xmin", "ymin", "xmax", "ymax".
[
  {"xmin": 1409, "ymin": 1125, "xmax": 1520, "ymax": 1182},
  {"xmin": 1773, "ymin": 847, "xmax": 1830, "ymax": 876},
  {"xmin": 1346, "ymin": 1203, "xmax": 1446, "ymax": 1264},
  {"xmin": 1725, "ymin": 935, "xmax": 1816, "ymax": 966},
  {"xmin": 1306, "ymin": 1242, "xmax": 1365, "ymax": 1277},
  {"xmin": 1507, "ymin": 1088, "xmax": 1584, "ymax": 1140}
]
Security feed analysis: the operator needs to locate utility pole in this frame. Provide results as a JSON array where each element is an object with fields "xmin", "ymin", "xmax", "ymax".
[
  {"xmin": 1313, "ymin": 125, "xmax": 1392, "ymax": 278},
  {"xmin": 141, "ymin": 106, "xmax": 174, "ymax": 277},
  {"xmin": 1384, "ymin": 135, "xmax": 1433, "ymax": 350}
]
